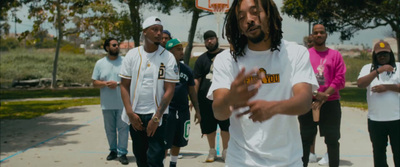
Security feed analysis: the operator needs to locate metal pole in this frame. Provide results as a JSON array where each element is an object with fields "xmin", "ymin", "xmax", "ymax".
[{"xmin": 12, "ymin": 8, "xmax": 17, "ymax": 36}]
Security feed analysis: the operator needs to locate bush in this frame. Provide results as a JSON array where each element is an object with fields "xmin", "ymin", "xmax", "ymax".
[
  {"xmin": 343, "ymin": 56, "xmax": 371, "ymax": 82},
  {"xmin": 0, "ymin": 37, "xmax": 20, "ymax": 51},
  {"xmin": 189, "ymin": 56, "xmax": 198, "ymax": 70},
  {"xmin": 40, "ymin": 38, "xmax": 57, "ymax": 48},
  {"xmin": 0, "ymin": 48, "xmax": 102, "ymax": 88},
  {"xmin": 60, "ymin": 44, "xmax": 85, "ymax": 54}
]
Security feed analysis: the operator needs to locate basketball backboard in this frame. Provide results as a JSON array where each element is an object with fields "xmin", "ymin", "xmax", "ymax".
[{"xmin": 196, "ymin": 0, "xmax": 230, "ymax": 13}]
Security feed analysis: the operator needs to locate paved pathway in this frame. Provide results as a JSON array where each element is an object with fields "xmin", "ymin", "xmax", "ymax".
[{"xmin": 0, "ymin": 105, "xmax": 394, "ymax": 166}]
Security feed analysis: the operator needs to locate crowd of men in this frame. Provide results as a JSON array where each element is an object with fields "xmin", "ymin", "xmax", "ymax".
[{"xmin": 92, "ymin": 0, "xmax": 399, "ymax": 167}]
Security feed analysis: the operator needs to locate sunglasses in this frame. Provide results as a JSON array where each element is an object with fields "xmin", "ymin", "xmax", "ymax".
[
  {"xmin": 111, "ymin": 44, "xmax": 118, "ymax": 47},
  {"xmin": 377, "ymin": 52, "xmax": 389, "ymax": 57}
]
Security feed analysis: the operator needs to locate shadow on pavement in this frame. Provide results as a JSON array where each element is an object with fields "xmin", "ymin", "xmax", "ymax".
[
  {"xmin": 0, "ymin": 107, "xmax": 91, "ymax": 156},
  {"xmin": 339, "ymin": 159, "xmax": 353, "ymax": 166}
]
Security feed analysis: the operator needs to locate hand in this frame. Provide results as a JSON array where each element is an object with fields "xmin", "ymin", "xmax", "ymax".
[
  {"xmin": 189, "ymin": 102, "xmax": 193, "ymax": 111},
  {"xmin": 311, "ymin": 100, "xmax": 324, "ymax": 110},
  {"xmin": 106, "ymin": 81, "xmax": 118, "ymax": 89},
  {"xmin": 315, "ymin": 92, "xmax": 329, "ymax": 102},
  {"xmin": 194, "ymin": 112, "xmax": 201, "ymax": 124},
  {"xmin": 229, "ymin": 68, "xmax": 264, "ymax": 110},
  {"xmin": 127, "ymin": 112, "xmax": 143, "ymax": 131},
  {"xmin": 147, "ymin": 118, "xmax": 159, "ymax": 137},
  {"xmin": 236, "ymin": 100, "xmax": 278, "ymax": 122},
  {"xmin": 371, "ymin": 85, "xmax": 387, "ymax": 93},
  {"xmin": 377, "ymin": 65, "xmax": 394, "ymax": 74}
]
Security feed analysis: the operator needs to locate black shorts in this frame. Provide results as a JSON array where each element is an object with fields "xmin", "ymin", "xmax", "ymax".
[
  {"xmin": 298, "ymin": 100, "xmax": 342, "ymax": 139},
  {"xmin": 165, "ymin": 108, "xmax": 191, "ymax": 148},
  {"xmin": 199, "ymin": 98, "xmax": 230, "ymax": 134}
]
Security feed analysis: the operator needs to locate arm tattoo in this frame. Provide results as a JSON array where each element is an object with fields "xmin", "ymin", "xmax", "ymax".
[{"xmin": 156, "ymin": 99, "xmax": 169, "ymax": 116}]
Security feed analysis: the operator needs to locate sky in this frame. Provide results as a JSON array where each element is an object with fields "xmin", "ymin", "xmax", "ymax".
[{"xmin": 7, "ymin": 0, "xmax": 392, "ymax": 48}]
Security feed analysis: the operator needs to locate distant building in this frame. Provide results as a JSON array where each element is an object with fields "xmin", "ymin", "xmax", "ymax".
[
  {"xmin": 191, "ymin": 43, "xmax": 230, "ymax": 57},
  {"xmin": 327, "ymin": 44, "xmax": 364, "ymax": 57},
  {"xmin": 119, "ymin": 40, "xmax": 135, "ymax": 55}
]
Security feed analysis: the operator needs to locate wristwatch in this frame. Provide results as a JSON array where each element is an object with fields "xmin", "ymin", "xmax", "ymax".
[
  {"xmin": 152, "ymin": 116, "xmax": 160, "ymax": 123},
  {"xmin": 312, "ymin": 90, "xmax": 318, "ymax": 97}
]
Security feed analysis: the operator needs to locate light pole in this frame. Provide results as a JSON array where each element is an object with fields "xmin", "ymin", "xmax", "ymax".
[{"xmin": 12, "ymin": 8, "xmax": 17, "ymax": 36}]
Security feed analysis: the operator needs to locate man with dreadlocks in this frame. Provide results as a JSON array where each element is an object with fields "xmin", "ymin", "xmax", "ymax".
[
  {"xmin": 206, "ymin": 0, "xmax": 318, "ymax": 166},
  {"xmin": 357, "ymin": 40, "xmax": 400, "ymax": 167}
]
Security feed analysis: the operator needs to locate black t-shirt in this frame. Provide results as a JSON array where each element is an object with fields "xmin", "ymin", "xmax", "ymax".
[
  {"xmin": 169, "ymin": 63, "xmax": 195, "ymax": 110},
  {"xmin": 193, "ymin": 49, "xmax": 224, "ymax": 100}
]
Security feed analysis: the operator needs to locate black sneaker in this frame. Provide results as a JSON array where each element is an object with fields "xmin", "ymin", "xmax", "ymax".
[
  {"xmin": 119, "ymin": 155, "xmax": 129, "ymax": 165},
  {"xmin": 106, "ymin": 151, "xmax": 118, "ymax": 160},
  {"xmin": 170, "ymin": 161, "xmax": 177, "ymax": 167}
]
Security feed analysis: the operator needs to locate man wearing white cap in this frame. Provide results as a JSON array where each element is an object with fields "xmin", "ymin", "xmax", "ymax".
[{"xmin": 119, "ymin": 16, "xmax": 179, "ymax": 167}]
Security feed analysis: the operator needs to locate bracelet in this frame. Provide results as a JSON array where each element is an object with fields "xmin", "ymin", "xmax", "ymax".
[{"xmin": 375, "ymin": 69, "xmax": 380, "ymax": 75}]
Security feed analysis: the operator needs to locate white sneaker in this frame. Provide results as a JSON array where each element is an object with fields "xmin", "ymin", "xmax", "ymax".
[
  {"xmin": 309, "ymin": 153, "xmax": 317, "ymax": 163},
  {"xmin": 205, "ymin": 148, "xmax": 216, "ymax": 162},
  {"xmin": 318, "ymin": 153, "xmax": 329, "ymax": 166},
  {"xmin": 222, "ymin": 149, "xmax": 227, "ymax": 162}
]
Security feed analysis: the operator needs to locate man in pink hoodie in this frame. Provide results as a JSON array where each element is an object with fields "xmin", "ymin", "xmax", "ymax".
[{"xmin": 298, "ymin": 24, "xmax": 346, "ymax": 167}]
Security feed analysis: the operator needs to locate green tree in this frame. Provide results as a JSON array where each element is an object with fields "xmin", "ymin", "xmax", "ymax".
[
  {"xmin": 180, "ymin": 0, "xmax": 212, "ymax": 65},
  {"xmin": 20, "ymin": 0, "xmax": 93, "ymax": 88},
  {"xmin": 282, "ymin": 0, "xmax": 400, "ymax": 61},
  {"xmin": 0, "ymin": 0, "xmax": 22, "ymax": 36},
  {"xmin": 120, "ymin": 0, "xmax": 176, "ymax": 47}
]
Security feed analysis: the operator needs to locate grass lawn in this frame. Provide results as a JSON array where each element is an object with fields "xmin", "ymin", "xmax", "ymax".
[
  {"xmin": 340, "ymin": 87, "xmax": 368, "ymax": 110},
  {"xmin": 0, "ymin": 98, "xmax": 100, "ymax": 119},
  {"xmin": 1, "ymin": 88, "xmax": 99, "ymax": 100},
  {"xmin": 0, "ymin": 87, "xmax": 368, "ymax": 120}
]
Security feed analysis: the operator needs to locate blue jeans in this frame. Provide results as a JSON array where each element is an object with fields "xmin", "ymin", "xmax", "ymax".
[{"xmin": 102, "ymin": 109, "xmax": 129, "ymax": 156}]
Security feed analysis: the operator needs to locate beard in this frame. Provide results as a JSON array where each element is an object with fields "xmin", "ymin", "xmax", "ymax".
[
  {"xmin": 206, "ymin": 41, "xmax": 219, "ymax": 52},
  {"xmin": 313, "ymin": 38, "xmax": 326, "ymax": 46},
  {"xmin": 248, "ymin": 31, "xmax": 266, "ymax": 44},
  {"xmin": 154, "ymin": 42, "xmax": 161, "ymax": 45},
  {"xmin": 109, "ymin": 50, "xmax": 119, "ymax": 56}
]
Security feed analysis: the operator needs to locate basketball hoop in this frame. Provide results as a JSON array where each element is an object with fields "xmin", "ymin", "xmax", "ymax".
[
  {"xmin": 210, "ymin": 2, "xmax": 228, "ymax": 23},
  {"xmin": 196, "ymin": 0, "xmax": 230, "ymax": 37}
]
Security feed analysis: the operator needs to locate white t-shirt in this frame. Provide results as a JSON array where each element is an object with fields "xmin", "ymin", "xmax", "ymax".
[
  {"xmin": 135, "ymin": 51, "xmax": 156, "ymax": 114},
  {"xmin": 119, "ymin": 46, "xmax": 179, "ymax": 124},
  {"xmin": 91, "ymin": 56, "xmax": 124, "ymax": 110},
  {"xmin": 207, "ymin": 40, "xmax": 318, "ymax": 167},
  {"xmin": 357, "ymin": 63, "xmax": 400, "ymax": 121}
]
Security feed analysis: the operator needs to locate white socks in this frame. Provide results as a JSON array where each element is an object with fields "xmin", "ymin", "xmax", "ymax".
[{"xmin": 170, "ymin": 155, "xmax": 178, "ymax": 163}]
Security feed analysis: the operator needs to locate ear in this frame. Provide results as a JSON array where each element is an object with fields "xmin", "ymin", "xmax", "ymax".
[{"xmin": 143, "ymin": 29, "xmax": 147, "ymax": 36}]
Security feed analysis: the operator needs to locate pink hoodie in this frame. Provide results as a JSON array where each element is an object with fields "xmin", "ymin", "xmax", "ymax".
[{"xmin": 309, "ymin": 47, "xmax": 346, "ymax": 101}]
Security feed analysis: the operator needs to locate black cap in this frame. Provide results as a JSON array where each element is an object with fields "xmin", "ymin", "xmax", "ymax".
[{"xmin": 203, "ymin": 30, "xmax": 217, "ymax": 40}]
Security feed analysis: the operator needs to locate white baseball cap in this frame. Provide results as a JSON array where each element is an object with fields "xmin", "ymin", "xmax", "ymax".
[{"xmin": 142, "ymin": 16, "xmax": 162, "ymax": 29}]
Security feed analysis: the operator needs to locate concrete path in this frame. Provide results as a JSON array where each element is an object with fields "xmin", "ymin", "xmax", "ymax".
[{"xmin": 0, "ymin": 105, "xmax": 394, "ymax": 166}]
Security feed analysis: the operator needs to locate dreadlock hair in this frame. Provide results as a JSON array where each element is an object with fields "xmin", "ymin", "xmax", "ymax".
[
  {"xmin": 223, "ymin": 0, "xmax": 283, "ymax": 61},
  {"xmin": 370, "ymin": 50, "xmax": 397, "ymax": 80}
]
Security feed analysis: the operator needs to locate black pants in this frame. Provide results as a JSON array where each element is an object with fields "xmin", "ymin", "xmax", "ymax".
[
  {"xmin": 368, "ymin": 119, "xmax": 400, "ymax": 167},
  {"xmin": 298, "ymin": 100, "xmax": 342, "ymax": 167},
  {"xmin": 130, "ymin": 114, "xmax": 167, "ymax": 167}
]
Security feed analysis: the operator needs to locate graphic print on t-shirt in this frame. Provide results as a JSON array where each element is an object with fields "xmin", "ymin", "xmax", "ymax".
[
  {"xmin": 158, "ymin": 63, "xmax": 165, "ymax": 79},
  {"xmin": 316, "ymin": 59, "xmax": 326, "ymax": 85},
  {"xmin": 244, "ymin": 68, "xmax": 280, "ymax": 84},
  {"xmin": 205, "ymin": 57, "xmax": 215, "ymax": 81}
]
